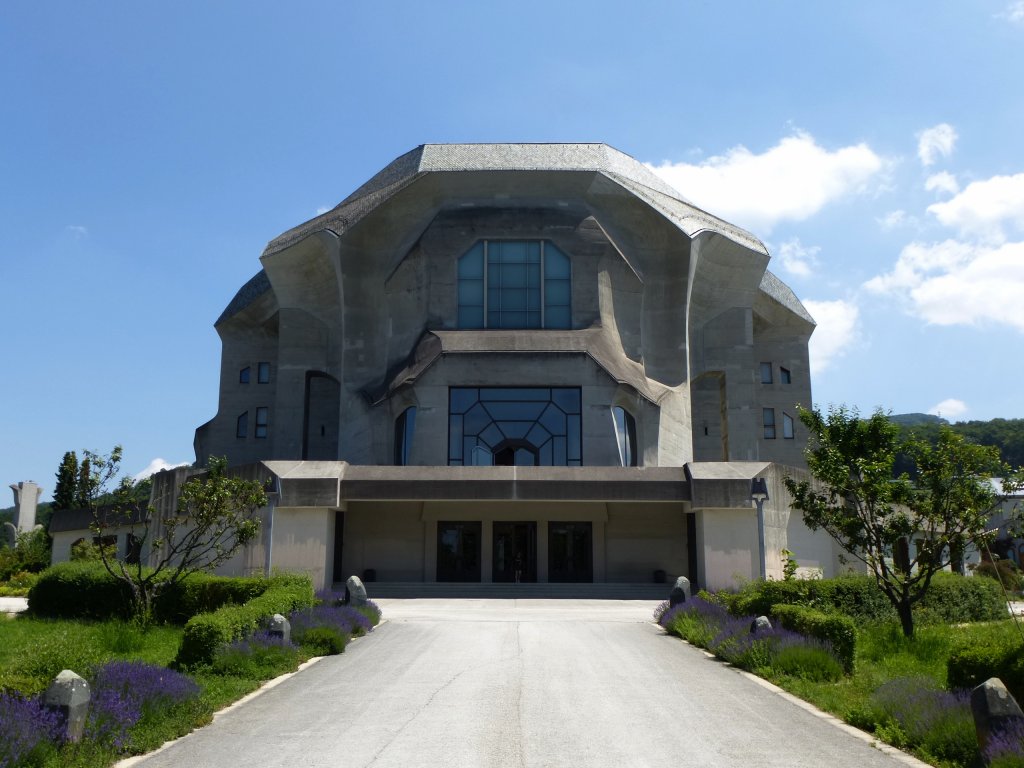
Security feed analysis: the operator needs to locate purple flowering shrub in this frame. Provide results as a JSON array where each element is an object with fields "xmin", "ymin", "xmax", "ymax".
[
  {"xmin": 988, "ymin": 718, "xmax": 1024, "ymax": 767},
  {"xmin": 211, "ymin": 629, "xmax": 300, "ymax": 678},
  {"xmin": 659, "ymin": 596, "xmax": 844, "ymax": 680},
  {"xmin": 871, "ymin": 677, "xmax": 976, "ymax": 764},
  {"xmin": 86, "ymin": 661, "xmax": 199, "ymax": 750},
  {"xmin": 0, "ymin": 692, "xmax": 63, "ymax": 768}
]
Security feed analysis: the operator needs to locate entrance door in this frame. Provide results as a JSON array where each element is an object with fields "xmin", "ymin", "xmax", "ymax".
[
  {"xmin": 548, "ymin": 522, "xmax": 593, "ymax": 583},
  {"xmin": 436, "ymin": 521, "xmax": 482, "ymax": 582},
  {"xmin": 492, "ymin": 522, "xmax": 537, "ymax": 582}
]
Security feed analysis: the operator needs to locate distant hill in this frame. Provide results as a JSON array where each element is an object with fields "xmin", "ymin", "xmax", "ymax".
[{"xmin": 891, "ymin": 414, "xmax": 1024, "ymax": 469}]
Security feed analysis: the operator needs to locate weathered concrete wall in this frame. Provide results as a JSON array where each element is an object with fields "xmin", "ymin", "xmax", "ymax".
[
  {"xmin": 605, "ymin": 503, "xmax": 687, "ymax": 583},
  {"xmin": 695, "ymin": 507, "xmax": 759, "ymax": 592},
  {"xmin": 343, "ymin": 502, "xmax": 427, "ymax": 582}
]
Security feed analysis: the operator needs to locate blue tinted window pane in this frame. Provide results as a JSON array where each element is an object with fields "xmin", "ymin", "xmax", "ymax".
[
  {"xmin": 464, "ymin": 437, "xmax": 477, "ymax": 461},
  {"xmin": 464, "ymin": 403, "xmax": 491, "ymax": 433},
  {"xmin": 567, "ymin": 415, "xmax": 581, "ymax": 460},
  {"xmin": 554, "ymin": 436, "xmax": 566, "ymax": 465},
  {"xmin": 486, "ymin": 401, "xmax": 547, "ymax": 421},
  {"xmin": 500, "ymin": 264, "xmax": 528, "ymax": 288},
  {"xmin": 450, "ymin": 389, "xmax": 477, "ymax": 413},
  {"xmin": 503, "ymin": 288, "xmax": 528, "ymax": 310},
  {"xmin": 459, "ymin": 280, "xmax": 484, "ymax": 305},
  {"xmin": 480, "ymin": 423, "xmax": 504, "ymax": 447},
  {"xmin": 502, "ymin": 422, "xmax": 531, "ymax": 439},
  {"xmin": 545, "ymin": 244, "xmax": 571, "ymax": 278},
  {"xmin": 449, "ymin": 415, "xmax": 463, "ymax": 460},
  {"xmin": 458, "ymin": 306, "xmax": 484, "ymax": 328},
  {"xmin": 545, "ymin": 306, "xmax": 571, "ymax": 329},
  {"xmin": 545, "ymin": 280, "xmax": 570, "ymax": 305},
  {"xmin": 502, "ymin": 241, "xmax": 528, "ymax": 262},
  {"xmin": 502, "ymin": 311, "xmax": 528, "ymax": 327},
  {"xmin": 458, "ymin": 244, "xmax": 484, "ymax": 277},
  {"xmin": 526, "ymin": 241, "xmax": 541, "ymax": 262},
  {"xmin": 514, "ymin": 448, "xmax": 534, "ymax": 466},
  {"xmin": 539, "ymin": 404, "xmax": 566, "ymax": 434},
  {"xmin": 484, "ymin": 388, "xmax": 549, "ymax": 401},
  {"xmin": 526, "ymin": 423, "xmax": 551, "ymax": 446},
  {"xmin": 552, "ymin": 388, "xmax": 581, "ymax": 414}
]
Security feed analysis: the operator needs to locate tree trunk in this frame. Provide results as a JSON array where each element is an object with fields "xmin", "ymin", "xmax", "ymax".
[{"xmin": 896, "ymin": 598, "xmax": 915, "ymax": 638}]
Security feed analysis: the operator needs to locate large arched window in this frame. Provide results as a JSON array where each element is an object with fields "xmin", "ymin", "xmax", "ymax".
[
  {"xmin": 394, "ymin": 406, "xmax": 417, "ymax": 466},
  {"xmin": 457, "ymin": 240, "xmax": 571, "ymax": 329},
  {"xmin": 612, "ymin": 406, "xmax": 637, "ymax": 467}
]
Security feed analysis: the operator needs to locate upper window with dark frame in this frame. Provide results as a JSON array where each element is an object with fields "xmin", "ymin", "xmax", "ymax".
[
  {"xmin": 760, "ymin": 362, "xmax": 773, "ymax": 384},
  {"xmin": 236, "ymin": 411, "xmax": 248, "ymax": 439},
  {"xmin": 255, "ymin": 407, "xmax": 269, "ymax": 438},
  {"xmin": 783, "ymin": 412, "xmax": 795, "ymax": 439},
  {"xmin": 448, "ymin": 387, "xmax": 581, "ymax": 466},
  {"xmin": 457, "ymin": 240, "xmax": 571, "ymax": 329},
  {"xmin": 612, "ymin": 406, "xmax": 638, "ymax": 467},
  {"xmin": 394, "ymin": 406, "xmax": 417, "ymax": 466},
  {"xmin": 763, "ymin": 408, "xmax": 776, "ymax": 439},
  {"xmin": 239, "ymin": 366, "xmax": 251, "ymax": 384},
  {"xmin": 257, "ymin": 362, "xmax": 270, "ymax": 384}
]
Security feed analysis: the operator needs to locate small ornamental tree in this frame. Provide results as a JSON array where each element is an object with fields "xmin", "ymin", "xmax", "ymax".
[
  {"xmin": 784, "ymin": 405, "xmax": 1023, "ymax": 638},
  {"xmin": 86, "ymin": 448, "xmax": 266, "ymax": 624}
]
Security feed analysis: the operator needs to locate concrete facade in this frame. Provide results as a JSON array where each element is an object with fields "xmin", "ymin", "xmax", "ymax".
[{"xmin": 174, "ymin": 144, "xmax": 836, "ymax": 591}]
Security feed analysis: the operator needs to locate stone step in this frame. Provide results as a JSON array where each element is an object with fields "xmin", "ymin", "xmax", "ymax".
[{"xmin": 334, "ymin": 582, "xmax": 670, "ymax": 600}]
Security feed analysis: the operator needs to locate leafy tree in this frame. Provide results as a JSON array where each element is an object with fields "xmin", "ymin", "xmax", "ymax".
[
  {"xmin": 87, "ymin": 447, "xmax": 265, "ymax": 624},
  {"xmin": 52, "ymin": 451, "xmax": 79, "ymax": 511},
  {"xmin": 784, "ymin": 405, "xmax": 1023, "ymax": 638},
  {"xmin": 76, "ymin": 456, "xmax": 95, "ymax": 509}
]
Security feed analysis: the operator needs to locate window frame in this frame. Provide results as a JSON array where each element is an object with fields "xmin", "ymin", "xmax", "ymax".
[
  {"xmin": 763, "ymin": 407, "xmax": 776, "ymax": 439},
  {"xmin": 611, "ymin": 406, "xmax": 638, "ymax": 467},
  {"xmin": 239, "ymin": 366, "xmax": 251, "ymax": 384},
  {"xmin": 394, "ymin": 406, "xmax": 417, "ymax": 466},
  {"xmin": 760, "ymin": 362, "xmax": 773, "ymax": 384},
  {"xmin": 783, "ymin": 412, "xmax": 795, "ymax": 440},
  {"xmin": 457, "ymin": 239, "xmax": 571, "ymax": 330},
  {"xmin": 257, "ymin": 362, "xmax": 270, "ymax": 384},
  {"xmin": 236, "ymin": 411, "xmax": 248, "ymax": 439},
  {"xmin": 780, "ymin": 366, "xmax": 792, "ymax": 384},
  {"xmin": 255, "ymin": 407, "xmax": 269, "ymax": 439}
]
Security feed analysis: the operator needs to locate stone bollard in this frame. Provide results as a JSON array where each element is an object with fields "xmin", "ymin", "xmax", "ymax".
[
  {"xmin": 971, "ymin": 677, "xmax": 1024, "ymax": 759},
  {"xmin": 268, "ymin": 613, "xmax": 291, "ymax": 644},
  {"xmin": 43, "ymin": 669, "xmax": 90, "ymax": 743},
  {"xmin": 750, "ymin": 616, "xmax": 772, "ymax": 634},
  {"xmin": 345, "ymin": 575, "xmax": 368, "ymax": 607},
  {"xmin": 669, "ymin": 576, "xmax": 690, "ymax": 608}
]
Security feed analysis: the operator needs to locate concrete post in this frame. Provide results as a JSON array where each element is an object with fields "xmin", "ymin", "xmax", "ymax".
[
  {"xmin": 43, "ymin": 669, "xmax": 90, "ymax": 743},
  {"xmin": 9, "ymin": 481, "xmax": 42, "ymax": 533}
]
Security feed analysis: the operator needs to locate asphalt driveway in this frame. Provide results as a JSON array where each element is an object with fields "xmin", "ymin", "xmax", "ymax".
[{"xmin": 125, "ymin": 599, "xmax": 924, "ymax": 768}]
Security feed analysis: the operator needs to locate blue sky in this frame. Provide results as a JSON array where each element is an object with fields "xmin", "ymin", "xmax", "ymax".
[{"xmin": 3, "ymin": 2, "xmax": 1023, "ymax": 499}]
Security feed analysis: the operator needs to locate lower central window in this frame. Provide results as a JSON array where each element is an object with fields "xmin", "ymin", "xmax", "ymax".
[{"xmin": 448, "ymin": 387, "xmax": 581, "ymax": 466}]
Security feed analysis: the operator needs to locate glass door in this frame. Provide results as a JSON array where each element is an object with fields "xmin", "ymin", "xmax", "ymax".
[
  {"xmin": 548, "ymin": 522, "xmax": 593, "ymax": 583},
  {"xmin": 492, "ymin": 522, "xmax": 537, "ymax": 583}
]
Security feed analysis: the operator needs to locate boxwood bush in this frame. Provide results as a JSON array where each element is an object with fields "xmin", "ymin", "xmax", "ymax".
[
  {"xmin": 771, "ymin": 604, "xmax": 856, "ymax": 672},
  {"xmin": 28, "ymin": 562, "xmax": 274, "ymax": 623},
  {"xmin": 730, "ymin": 572, "xmax": 1006, "ymax": 625},
  {"xmin": 947, "ymin": 636, "xmax": 1024, "ymax": 700},
  {"xmin": 175, "ymin": 573, "xmax": 315, "ymax": 667}
]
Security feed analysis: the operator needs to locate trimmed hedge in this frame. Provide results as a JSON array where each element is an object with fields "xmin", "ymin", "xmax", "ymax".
[
  {"xmin": 28, "ymin": 562, "xmax": 274, "ymax": 623},
  {"xmin": 175, "ymin": 573, "xmax": 315, "ymax": 667},
  {"xmin": 771, "ymin": 604, "xmax": 856, "ymax": 673},
  {"xmin": 729, "ymin": 572, "xmax": 1006, "ymax": 625},
  {"xmin": 948, "ymin": 637, "xmax": 1024, "ymax": 700}
]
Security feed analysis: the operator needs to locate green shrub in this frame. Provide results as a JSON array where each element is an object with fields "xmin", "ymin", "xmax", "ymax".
[
  {"xmin": 153, "ymin": 573, "xmax": 271, "ymax": 624},
  {"xmin": 975, "ymin": 559, "xmax": 1023, "ymax": 593},
  {"xmin": 771, "ymin": 604, "xmax": 856, "ymax": 673},
  {"xmin": 28, "ymin": 562, "xmax": 133, "ymax": 620},
  {"xmin": 772, "ymin": 644, "xmax": 844, "ymax": 682},
  {"xmin": 98, "ymin": 621, "xmax": 147, "ymax": 653},
  {"xmin": 919, "ymin": 571, "xmax": 1007, "ymax": 623},
  {"xmin": 211, "ymin": 633, "xmax": 301, "ymax": 678},
  {"xmin": 948, "ymin": 636, "xmax": 1024, "ymax": 700},
  {"xmin": 176, "ymin": 574, "xmax": 315, "ymax": 667},
  {"xmin": 298, "ymin": 627, "xmax": 349, "ymax": 656}
]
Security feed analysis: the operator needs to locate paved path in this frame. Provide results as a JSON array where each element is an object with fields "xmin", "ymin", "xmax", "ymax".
[
  {"xmin": 0, "ymin": 596, "xmax": 28, "ymax": 614},
  {"xmin": 127, "ymin": 599, "xmax": 921, "ymax": 768}
]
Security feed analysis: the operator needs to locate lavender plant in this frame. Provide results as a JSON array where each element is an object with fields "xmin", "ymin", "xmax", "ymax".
[
  {"xmin": 872, "ymin": 677, "xmax": 976, "ymax": 764},
  {"xmin": 86, "ymin": 661, "xmax": 199, "ymax": 750},
  {"xmin": 0, "ymin": 691, "xmax": 64, "ymax": 768},
  {"xmin": 987, "ymin": 717, "xmax": 1024, "ymax": 767},
  {"xmin": 212, "ymin": 629, "xmax": 299, "ymax": 678}
]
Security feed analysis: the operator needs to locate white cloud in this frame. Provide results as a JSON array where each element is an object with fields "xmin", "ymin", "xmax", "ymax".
[
  {"xmin": 916, "ymin": 123, "xmax": 958, "ymax": 166},
  {"xmin": 315, "ymin": 206, "xmax": 330, "ymax": 215},
  {"xmin": 998, "ymin": 1, "xmax": 1024, "ymax": 23},
  {"xmin": 773, "ymin": 238, "xmax": 820, "ymax": 278},
  {"xmin": 877, "ymin": 210, "xmax": 915, "ymax": 230},
  {"xmin": 646, "ymin": 132, "xmax": 884, "ymax": 234},
  {"xmin": 803, "ymin": 299, "xmax": 861, "ymax": 375},
  {"xmin": 928, "ymin": 398, "xmax": 968, "ymax": 420},
  {"xmin": 133, "ymin": 458, "xmax": 190, "ymax": 482},
  {"xmin": 865, "ymin": 239, "xmax": 1024, "ymax": 331},
  {"xmin": 66, "ymin": 225, "xmax": 88, "ymax": 238},
  {"xmin": 924, "ymin": 171, "xmax": 960, "ymax": 196},
  {"xmin": 927, "ymin": 173, "xmax": 1024, "ymax": 242}
]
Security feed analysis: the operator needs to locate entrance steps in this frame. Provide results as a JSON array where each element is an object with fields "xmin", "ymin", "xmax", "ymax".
[{"xmin": 336, "ymin": 582, "xmax": 670, "ymax": 600}]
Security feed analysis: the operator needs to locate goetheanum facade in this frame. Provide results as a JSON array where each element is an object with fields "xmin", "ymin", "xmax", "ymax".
[{"xmin": 176, "ymin": 143, "xmax": 843, "ymax": 593}]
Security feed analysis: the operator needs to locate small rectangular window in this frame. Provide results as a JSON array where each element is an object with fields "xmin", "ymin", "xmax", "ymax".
[
  {"xmin": 780, "ymin": 367, "xmax": 792, "ymax": 384},
  {"xmin": 760, "ymin": 362, "xmax": 773, "ymax": 384},
  {"xmin": 763, "ymin": 408, "xmax": 776, "ymax": 439},
  {"xmin": 257, "ymin": 362, "xmax": 270, "ymax": 384},
  {"xmin": 236, "ymin": 412, "xmax": 248, "ymax": 438},
  {"xmin": 783, "ymin": 412, "xmax": 795, "ymax": 439},
  {"xmin": 239, "ymin": 367, "xmax": 251, "ymax": 384},
  {"xmin": 255, "ymin": 407, "xmax": 269, "ymax": 438}
]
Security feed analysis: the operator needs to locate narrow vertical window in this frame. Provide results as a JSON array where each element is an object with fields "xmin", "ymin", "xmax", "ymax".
[
  {"xmin": 255, "ymin": 407, "xmax": 269, "ymax": 438},
  {"xmin": 394, "ymin": 406, "xmax": 417, "ymax": 466},
  {"xmin": 257, "ymin": 362, "xmax": 270, "ymax": 384},
  {"xmin": 763, "ymin": 408, "xmax": 776, "ymax": 439},
  {"xmin": 611, "ymin": 406, "xmax": 638, "ymax": 467},
  {"xmin": 783, "ymin": 412, "xmax": 795, "ymax": 439},
  {"xmin": 236, "ymin": 411, "xmax": 248, "ymax": 438},
  {"xmin": 760, "ymin": 362, "xmax": 773, "ymax": 384},
  {"xmin": 780, "ymin": 366, "xmax": 791, "ymax": 384},
  {"xmin": 239, "ymin": 366, "xmax": 251, "ymax": 384}
]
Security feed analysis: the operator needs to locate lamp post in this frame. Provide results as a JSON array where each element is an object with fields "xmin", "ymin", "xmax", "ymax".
[{"xmin": 750, "ymin": 477, "xmax": 769, "ymax": 580}]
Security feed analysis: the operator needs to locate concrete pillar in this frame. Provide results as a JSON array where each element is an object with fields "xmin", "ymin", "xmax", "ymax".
[{"xmin": 9, "ymin": 481, "xmax": 41, "ymax": 533}]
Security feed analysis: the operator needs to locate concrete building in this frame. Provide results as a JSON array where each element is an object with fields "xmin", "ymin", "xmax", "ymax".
[{"xmin": 175, "ymin": 143, "xmax": 841, "ymax": 592}]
